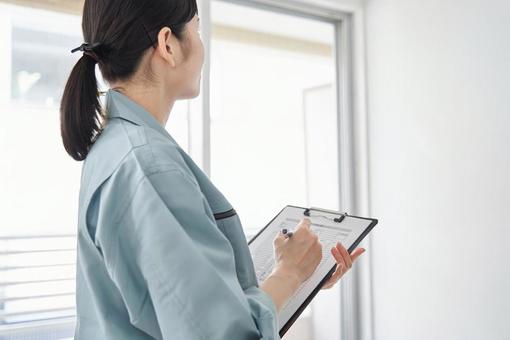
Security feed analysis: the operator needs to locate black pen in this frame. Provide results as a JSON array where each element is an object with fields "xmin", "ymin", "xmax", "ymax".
[{"xmin": 281, "ymin": 228, "xmax": 293, "ymax": 239}]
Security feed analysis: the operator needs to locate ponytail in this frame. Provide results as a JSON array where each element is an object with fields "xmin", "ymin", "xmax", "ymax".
[
  {"xmin": 60, "ymin": 54, "xmax": 102, "ymax": 161},
  {"xmin": 60, "ymin": 0, "xmax": 198, "ymax": 161}
]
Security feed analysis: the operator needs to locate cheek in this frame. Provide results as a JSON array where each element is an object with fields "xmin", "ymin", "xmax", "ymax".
[
  {"xmin": 184, "ymin": 37, "xmax": 202, "ymax": 66},
  {"xmin": 199, "ymin": 36, "xmax": 204, "ymax": 55},
  {"xmin": 194, "ymin": 40, "xmax": 205, "ymax": 71},
  {"xmin": 194, "ymin": 36, "xmax": 204, "ymax": 63}
]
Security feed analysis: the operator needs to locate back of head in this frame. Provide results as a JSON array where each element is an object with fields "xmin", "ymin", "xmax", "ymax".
[{"xmin": 60, "ymin": 0, "xmax": 198, "ymax": 161}]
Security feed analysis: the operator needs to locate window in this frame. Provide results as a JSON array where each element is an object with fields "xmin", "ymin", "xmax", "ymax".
[
  {"xmin": 210, "ymin": 1, "xmax": 339, "ymax": 339},
  {"xmin": 210, "ymin": 0, "xmax": 338, "ymax": 235},
  {"xmin": 0, "ymin": 3, "xmax": 82, "ymax": 339}
]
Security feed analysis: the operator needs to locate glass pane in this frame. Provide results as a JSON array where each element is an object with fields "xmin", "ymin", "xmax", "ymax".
[
  {"xmin": 0, "ymin": 4, "xmax": 82, "ymax": 338},
  {"xmin": 166, "ymin": 99, "xmax": 191, "ymax": 152},
  {"xmin": 210, "ymin": 1, "xmax": 338, "ymax": 241},
  {"xmin": 210, "ymin": 2, "xmax": 338, "ymax": 339}
]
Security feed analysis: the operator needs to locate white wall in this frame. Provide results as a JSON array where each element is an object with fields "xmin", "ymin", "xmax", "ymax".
[{"xmin": 364, "ymin": 0, "xmax": 510, "ymax": 339}]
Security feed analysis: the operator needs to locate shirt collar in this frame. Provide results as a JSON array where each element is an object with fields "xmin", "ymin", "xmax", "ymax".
[{"xmin": 104, "ymin": 88, "xmax": 177, "ymax": 144}]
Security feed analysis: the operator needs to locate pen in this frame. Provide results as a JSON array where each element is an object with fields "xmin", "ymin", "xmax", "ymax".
[{"xmin": 281, "ymin": 228, "xmax": 293, "ymax": 239}]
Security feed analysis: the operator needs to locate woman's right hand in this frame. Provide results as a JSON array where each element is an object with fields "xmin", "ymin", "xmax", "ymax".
[
  {"xmin": 271, "ymin": 218, "xmax": 323, "ymax": 285},
  {"xmin": 259, "ymin": 218, "xmax": 322, "ymax": 312}
]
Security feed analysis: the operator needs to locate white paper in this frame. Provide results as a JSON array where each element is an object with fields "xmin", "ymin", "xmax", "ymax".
[{"xmin": 249, "ymin": 206, "xmax": 374, "ymax": 331}]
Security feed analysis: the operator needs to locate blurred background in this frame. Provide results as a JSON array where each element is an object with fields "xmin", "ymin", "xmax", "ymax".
[{"xmin": 0, "ymin": 0, "xmax": 509, "ymax": 339}]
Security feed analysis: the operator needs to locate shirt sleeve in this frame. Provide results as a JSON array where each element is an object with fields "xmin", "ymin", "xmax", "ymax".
[{"xmin": 112, "ymin": 167, "xmax": 280, "ymax": 340}]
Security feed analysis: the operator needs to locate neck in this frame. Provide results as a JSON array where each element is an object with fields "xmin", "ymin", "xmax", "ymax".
[{"xmin": 110, "ymin": 83, "xmax": 175, "ymax": 127}]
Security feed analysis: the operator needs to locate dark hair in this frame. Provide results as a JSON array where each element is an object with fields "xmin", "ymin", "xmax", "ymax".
[{"xmin": 60, "ymin": 0, "xmax": 198, "ymax": 161}]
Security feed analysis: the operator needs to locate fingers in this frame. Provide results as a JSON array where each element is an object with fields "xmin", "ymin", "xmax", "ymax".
[
  {"xmin": 296, "ymin": 218, "xmax": 311, "ymax": 231},
  {"xmin": 294, "ymin": 218, "xmax": 317, "ymax": 247},
  {"xmin": 350, "ymin": 248, "xmax": 366, "ymax": 262},
  {"xmin": 336, "ymin": 242, "xmax": 353, "ymax": 269},
  {"xmin": 331, "ymin": 244, "xmax": 365, "ymax": 275},
  {"xmin": 331, "ymin": 246, "xmax": 347, "ymax": 271},
  {"xmin": 322, "ymin": 245, "xmax": 366, "ymax": 290}
]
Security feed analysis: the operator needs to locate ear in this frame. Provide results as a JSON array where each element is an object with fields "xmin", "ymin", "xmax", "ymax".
[{"xmin": 156, "ymin": 27, "xmax": 177, "ymax": 67}]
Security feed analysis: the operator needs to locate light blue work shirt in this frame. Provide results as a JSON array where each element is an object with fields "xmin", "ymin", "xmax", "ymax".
[{"xmin": 75, "ymin": 89, "xmax": 279, "ymax": 339}]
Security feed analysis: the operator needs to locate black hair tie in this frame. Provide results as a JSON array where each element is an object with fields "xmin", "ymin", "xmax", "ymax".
[{"xmin": 71, "ymin": 42, "xmax": 102, "ymax": 63}]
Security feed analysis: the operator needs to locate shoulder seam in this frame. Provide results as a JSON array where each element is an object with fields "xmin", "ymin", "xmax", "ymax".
[{"xmin": 119, "ymin": 122, "xmax": 182, "ymax": 175}]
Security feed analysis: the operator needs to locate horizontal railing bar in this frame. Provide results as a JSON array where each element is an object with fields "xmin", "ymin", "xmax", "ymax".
[
  {"xmin": 0, "ymin": 263, "xmax": 75, "ymax": 271},
  {"xmin": 0, "ymin": 278, "xmax": 75, "ymax": 287},
  {"xmin": 0, "ymin": 307, "xmax": 76, "ymax": 319},
  {"xmin": 0, "ymin": 235, "xmax": 76, "ymax": 240},
  {"xmin": 0, "ymin": 316, "xmax": 76, "ymax": 332},
  {"xmin": 0, "ymin": 248, "xmax": 75, "ymax": 255},
  {"xmin": 0, "ymin": 292, "xmax": 75, "ymax": 303}
]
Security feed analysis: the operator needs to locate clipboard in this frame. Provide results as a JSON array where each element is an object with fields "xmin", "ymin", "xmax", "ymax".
[{"xmin": 248, "ymin": 205, "xmax": 378, "ymax": 337}]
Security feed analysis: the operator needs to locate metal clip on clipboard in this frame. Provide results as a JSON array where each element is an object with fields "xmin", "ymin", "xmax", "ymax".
[{"xmin": 303, "ymin": 206, "xmax": 348, "ymax": 223}]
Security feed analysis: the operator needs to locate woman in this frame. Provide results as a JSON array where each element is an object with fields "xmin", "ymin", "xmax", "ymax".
[{"xmin": 60, "ymin": 0, "xmax": 365, "ymax": 339}]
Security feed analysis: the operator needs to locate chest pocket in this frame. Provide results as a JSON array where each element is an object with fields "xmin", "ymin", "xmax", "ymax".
[{"xmin": 213, "ymin": 208, "xmax": 259, "ymax": 290}]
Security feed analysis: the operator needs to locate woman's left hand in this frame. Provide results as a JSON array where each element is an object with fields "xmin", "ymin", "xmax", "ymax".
[{"xmin": 321, "ymin": 242, "xmax": 365, "ymax": 290}]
